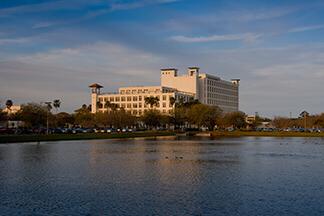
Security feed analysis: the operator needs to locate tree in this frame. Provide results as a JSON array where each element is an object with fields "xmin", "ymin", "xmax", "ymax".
[
  {"xmin": 141, "ymin": 109, "xmax": 162, "ymax": 129},
  {"xmin": 220, "ymin": 111, "xmax": 247, "ymax": 129},
  {"xmin": 16, "ymin": 103, "xmax": 50, "ymax": 128},
  {"xmin": 144, "ymin": 96, "xmax": 159, "ymax": 109},
  {"xmin": 272, "ymin": 117, "xmax": 291, "ymax": 129},
  {"xmin": 314, "ymin": 113, "xmax": 324, "ymax": 128},
  {"xmin": 169, "ymin": 107, "xmax": 187, "ymax": 129},
  {"xmin": 187, "ymin": 104, "xmax": 222, "ymax": 130},
  {"xmin": 104, "ymin": 101, "xmax": 111, "ymax": 109},
  {"xmin": 202, "ymin": 106, "xmax": 222, "ymax": 130},
  {"xmin": 109, "ymin": 109, "xmax": 136, "ymax": 128},
  {"xmin": 94, "ymin": 112, "xmax": 110, "ymax": 127},
  {"xmin": 0, "ymin": 108, "xmax": 7, "ymax": 122},
  {"xmin": 74, "ymin": 104, "xmax": 94, "ymax": 127},
  {"xmin": 55, "ymin": 112, "xmax": 74, "ymax": 127},
  {"xmin": 53, "ymin": 99, "xmax": 61, "ymax": 113},
  {"xmin": 169, "ymin": 96, "xmax": 176, "ymax": 107},
  {"xmin": 300, "ymin": 110, "xmax": 309, "ymax": 129},
  {"xmin": 5, "ymin": 99, "xmax": 13, "ymax": 110}
]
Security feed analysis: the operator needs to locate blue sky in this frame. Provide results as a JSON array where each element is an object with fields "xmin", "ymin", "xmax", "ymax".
[{"xmin": 1, "ymin": 0, "xmax": 324, "ymax": 117}]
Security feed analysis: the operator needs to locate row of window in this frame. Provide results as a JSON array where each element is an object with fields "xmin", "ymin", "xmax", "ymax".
[
  {"xmin": 207, "ymin": 99, "xmax": 238, "ymax": 107},
  {"xmin": 207, "ymin": 79, "xmax": 237, "ymax": 90},
  {"xmin": 120, "ymin": 89, "xmax": 162, "ymax": 94},
  {"xmin": 99, "ymin": 95, "xmax": 172, "ymax": 103},
  {"xmin": 98, "ymin": 102, "xmax": 172, "ymax": 109},
  {"xmin": 207, "ymin": 86, "xmax": 237, "ymax": 96},
  {"xmin": 98, "ymin": 109, "xmax": 172, "ymax": 115},
  {"xmin": 207, "ymin": 93, "xmax": 238, "ymax": 101}
]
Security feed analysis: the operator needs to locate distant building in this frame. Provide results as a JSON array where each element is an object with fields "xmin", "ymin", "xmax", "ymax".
[
  {"xmin": 245, "ymin": 115, "xmax": 256, "ymax": 124},
  {"xmin": 2, "ymin": 105, "xmax": 21, "ymax": 114},
  {"xmin": 90, "ymin": 67, "xmax": 239, "ymax": 115}
]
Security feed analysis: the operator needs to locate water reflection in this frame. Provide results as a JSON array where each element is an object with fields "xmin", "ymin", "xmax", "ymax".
[{"xmin": 1, "ymin": 137, "xmax": 324, "ymax": 215}]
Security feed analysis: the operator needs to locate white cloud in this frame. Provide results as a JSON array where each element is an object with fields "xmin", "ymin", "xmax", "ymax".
[
  {"xmin": 170, "ymin": 33, "xmax": 262, "ymax": 43},
  {"xmin": 288, "ymin": 24, "xmax": 324, "ymax": 33},
  {"xmin": 0, "ymin": 37, "xmax": 30, "ymax": 45},
  {"xmin": 0, "ymin": 41, "xmax": 167, "ymax": 112}
]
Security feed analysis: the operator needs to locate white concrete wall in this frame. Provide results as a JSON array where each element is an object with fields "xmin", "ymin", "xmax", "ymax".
[
  {"xmin": 91, "ymin": 93, "xmax": 98, "ymax": 113},
  {"xmin": 161, "ymin": 72, "xmax": 198, "ymax": 97}
]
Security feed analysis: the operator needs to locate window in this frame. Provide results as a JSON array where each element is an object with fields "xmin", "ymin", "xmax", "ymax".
[
  {"xmin": 121, "ymin": 97, "xmax": 125, "ymax": 102},
  {"xmin": 163, "ymin": 102, "xmax": 166, "ymax": 108},
  {"xmin": 133, "ymin": 96, "xmax": 137, "ymax": 101},
  {"xmin": 139, "ymin": 103, "xmax": 142, "ymax": 108},
  {"xmin": 116, "ymin": 97, "xmax": 120, "ymax": 102},
  {"xmin": 127, "ymin": 96, "xmax": 131, "ymax": 101},
  {"xmin": 133, "ymin": 110, "xmax": 137, "ymax": 115},
  {"xmin": 127, "ymin": 104, "xmax": 131, "ymax": 108},
  {"xmin": 163, "ymin": 95, "xmax": 167, "ymax": 100},
  {"xmin": 133, "ymin": 103, "xmax": 137, "ymax": 108},
  {"xmin": 110, "ymin": 97, "xmax": 114, "ymax": 102}
]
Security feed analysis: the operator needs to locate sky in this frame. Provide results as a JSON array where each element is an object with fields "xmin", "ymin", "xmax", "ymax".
[{"xmin": 0, "ymin": 0, "xmax": 324, "ymax": 118}]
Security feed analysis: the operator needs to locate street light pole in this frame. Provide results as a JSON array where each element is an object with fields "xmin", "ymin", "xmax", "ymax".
[{"xmin": 44, "ymin": 102, "xmax": 52, "ymax": 135}]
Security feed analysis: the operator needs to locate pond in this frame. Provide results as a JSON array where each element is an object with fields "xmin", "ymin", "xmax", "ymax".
[{"xmin": 1, "ymin": 136, "xmax": 324, "ymax": 215}]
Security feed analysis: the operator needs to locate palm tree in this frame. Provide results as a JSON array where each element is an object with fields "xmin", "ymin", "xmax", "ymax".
[
  {"xmin": 96, "ymin": 101, "xmax": 102, "ymax": 109},
  {"xmin": 53, "ymin": 99, "xmax": 61, "ymax": 113},
  {"xmin": 144, "ymin": 96, "xmax": 159, "ymax": 109},
  {"xmin": 104, "ymin": 101, "xmax": 111, "ymax": 109},
  {"xmin": 300, "ymin": 110, "xmax": 309, "ymax": 130},
  {"xmin": 5, "ymin": 99, "xmax": 13, "ymax": 112},
  {"xmin": 110, "ymin": 103, "xmax": 119, "ymax": 111},
  {"xmin": 169, "ymin": 96, "xmax": 176, "ymax": 107}
]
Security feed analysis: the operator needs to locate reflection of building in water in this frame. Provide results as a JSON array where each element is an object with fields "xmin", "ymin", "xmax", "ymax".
[{"xmin": 90, "ymin": 67, "xmax": 239, "ymax": 115}]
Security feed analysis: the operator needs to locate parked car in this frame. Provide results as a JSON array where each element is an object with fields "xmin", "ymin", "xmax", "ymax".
[{"xmin": 0, "ymin": 127, "xmax": 15, "ymax": 134}]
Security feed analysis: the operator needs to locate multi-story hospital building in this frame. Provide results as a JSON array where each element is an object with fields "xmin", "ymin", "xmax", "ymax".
[{"xmin": 90, "ymin": 67, "xmax": 239, "ymax": 115}]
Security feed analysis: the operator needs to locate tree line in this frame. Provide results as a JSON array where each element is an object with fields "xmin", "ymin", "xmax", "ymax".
[{"xmin": 2, "ymin": 98, "xmax": 323, "ymax": 131}]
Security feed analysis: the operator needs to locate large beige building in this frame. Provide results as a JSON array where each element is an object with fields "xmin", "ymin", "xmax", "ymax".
[{"xmin": 90, "ymin": 67, "xmax": 239, "ymax": 115}]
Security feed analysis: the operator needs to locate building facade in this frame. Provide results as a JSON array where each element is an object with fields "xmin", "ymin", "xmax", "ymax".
[
  {"xmin": 90, "ymin": 84, "xmax": 194, "ymax": 115},
  {"xmin": 90, "ymin": 67, "xmax": 239, "ymax": 114},
  {"xmin": 161, "ymin": 67, "xmax": 239, "ymax": 113}
]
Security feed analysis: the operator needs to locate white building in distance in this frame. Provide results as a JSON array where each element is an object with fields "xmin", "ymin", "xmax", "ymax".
[
  {"xmin": 90, "ymin": 67, "xmax": 239, "ymax": 115},
  {"xmin": 2, "ymin": 105, "xmax": 21, "ymax": 114}
]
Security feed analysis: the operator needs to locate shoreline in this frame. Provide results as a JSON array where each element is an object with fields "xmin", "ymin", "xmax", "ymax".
[
  {"xmin": 0, "ymin": 131, "xmax": 176, "ymax": 144},
  {"xmin": 1, "ymin": 131, "xmax": 324, "ymax": 144},
  {"xmin": 210, "ymin": 131, "xmax": 324, "ymax": 138}
]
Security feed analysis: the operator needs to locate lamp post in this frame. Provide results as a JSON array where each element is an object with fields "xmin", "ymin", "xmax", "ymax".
[{"xmin": 44, "ymin": 102, "xmax": 52, "ymax": 135}]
